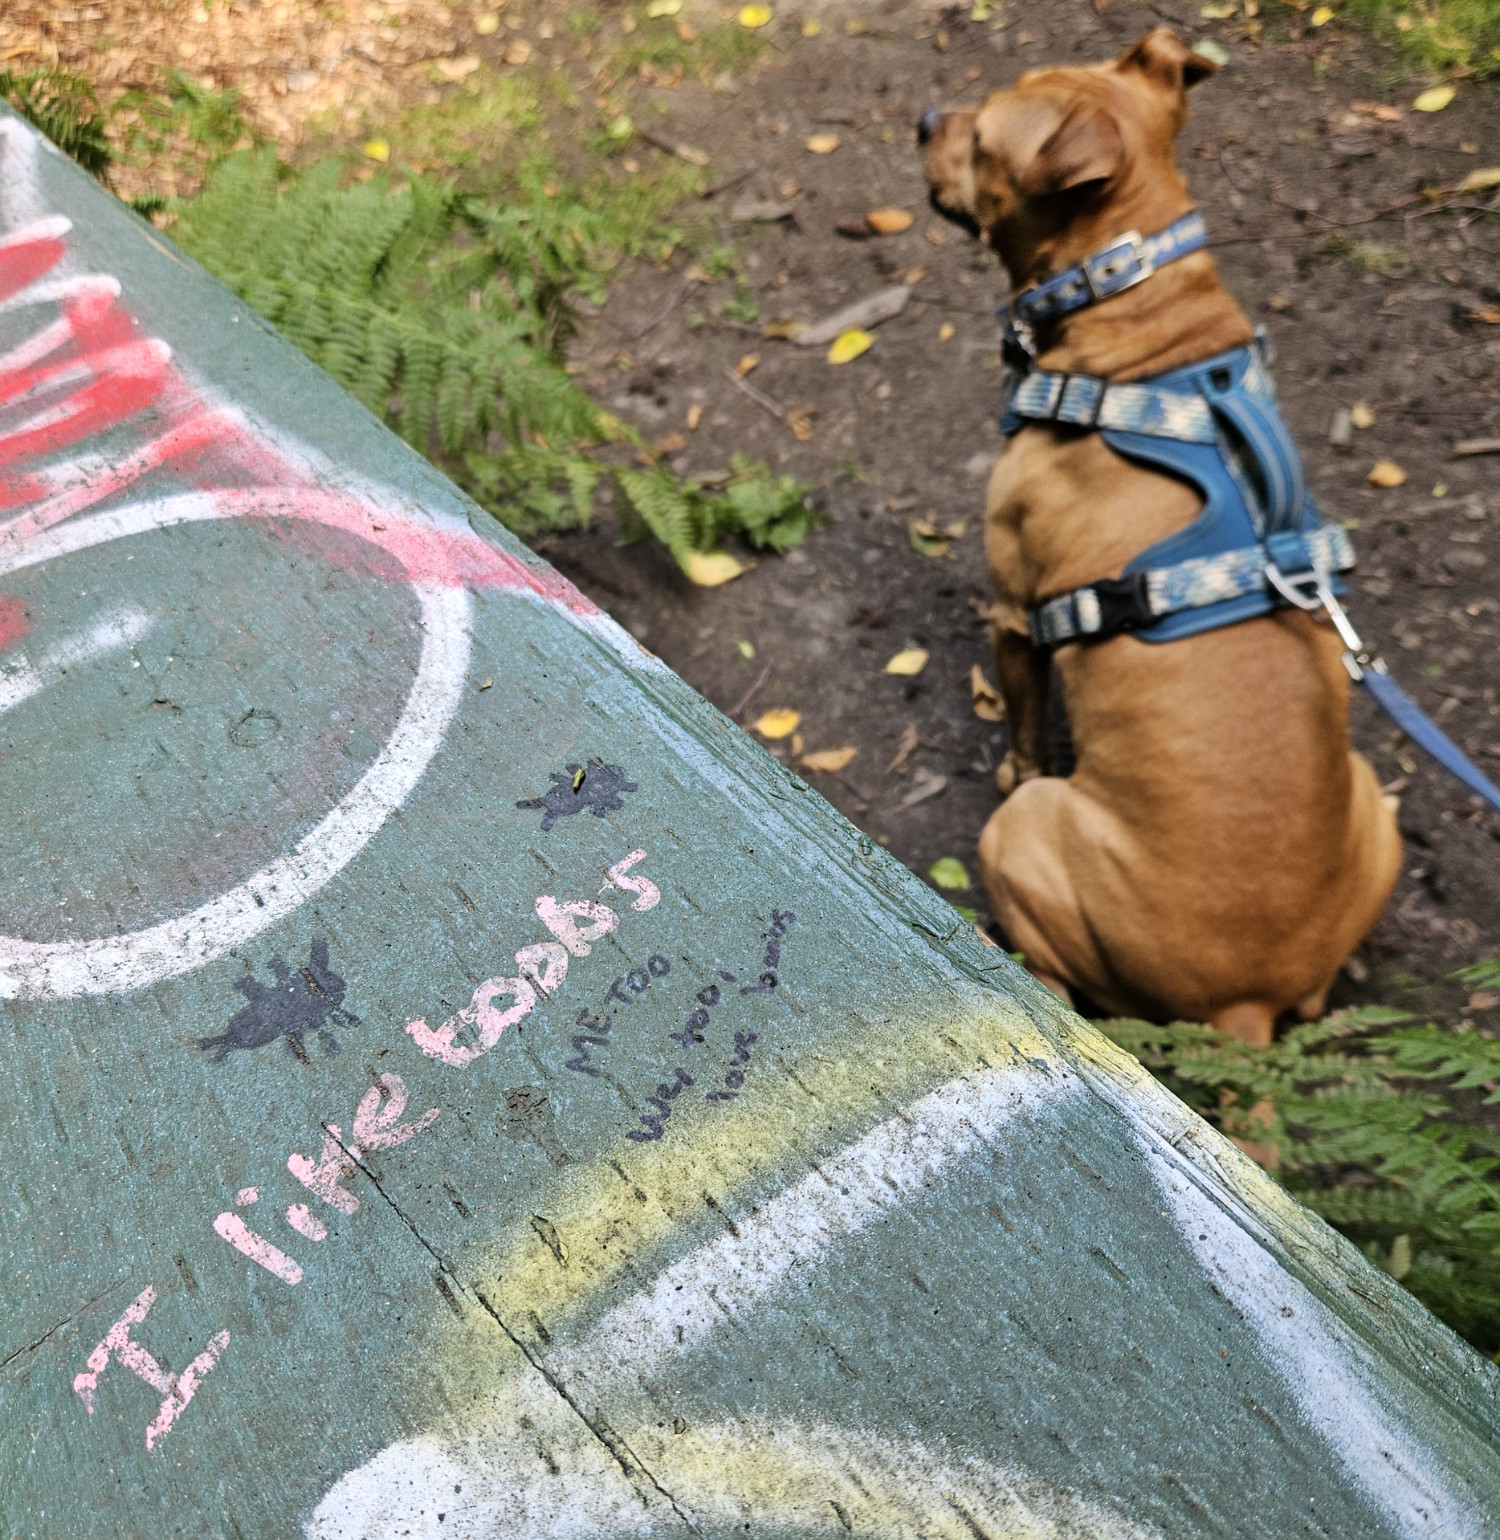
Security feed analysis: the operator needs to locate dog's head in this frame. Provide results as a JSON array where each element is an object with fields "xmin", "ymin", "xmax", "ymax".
[{"xmin": 919, "ymin": 29, "xmax": 1217, "ymax": 288}]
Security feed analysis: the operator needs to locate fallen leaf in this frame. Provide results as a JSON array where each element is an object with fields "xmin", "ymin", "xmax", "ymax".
[
  {"xmin": 433, "ymin": 53, "xmax": 481, "ymax": 81},
  {"xmin": 606, "ymin": 114, "xmax": 634, "ymax": 141},
  {"xmin": 828, "ymin": 328, "xmax": 875, "ymax": 364},
  {"xmin": 970, "ymin": 663, "xmax": 1004, "ymax": 722},
  {"xmin": 1350, "ymin": 400, "xmax": 1374, "ymax": 429},
  {"xmin": 939, "ymin": 321, "xmax": 956, "ymax": 341},
  {"xmin": 1459, "ymin": 166, "xmax": 1500, "ymax": 192},
  {"xmin": 803, "ymin": 18, "xmax": 822, "ymax": 35},
  {"xmin": 677, "ymin": 20, "xmax": 698, "ymax": 39},
  {"xmin": 1367, "ymin": 459, "xmax": 1407, "ymax": 487},
  {"xmin": 929, "ymin": 857, "xmax": 971, "ymax": 891},
  {"xmin": 754, "ymin": 707, "xmax": 801, "ymax": 738},
  {"xmin": 802, "ymin": 745, "xmax": 859, "ymax": 772},
  {"xmin": 908, "ymin": 520, "xmax": 949, "ymax": 558},
  {"xmin": 682, "ymin": 550, "xmax": 747, "ymax": 586},
  {"xmin": 904, "ymin": 266, "xmax": 927, "ymax": 283},
  {"xmin": 735, "ymin": 637, "xmax": 755, "ymax": 658},
  {"xmin": 732, "ymin": 198, "xmax": 796, "ymax": 223},
  {"xmin": 651, "ymin": 431, "xmax": 687, "ymax": 455},
  {"xmin": 504, "ymin": 38, "xmax": 534, "ymax": 65},
  {"xmin": 478, "ymin": 677, "xmax": 494, "ymax": 690},
  {"xmin": 645, "ymin": 0, "xmax": 683, "ymax": 13},
  {"xmin": 1413, "ymin": 85, "xmax": 1455, "ymax": 113},
  {"xmin": 791, "ymin": 732, "xmax": 804, "ymax": 757},
  {"xmin": 924, "ymin": 225, "xmax": 949, "ymax": 247},
  {"xmin": 364, "ymin": 138, "xmax": 391, "ymax": 162},
  {"xmin": 735, "ymin": 353, "xmax": 760, "ymax": 377},
  {"xmin": 806, "ymin": 133, "xmax": 841, "ymax": 154},
  {"xmin": 895, "ymin": 769, "xmax": 947, "ymax": 811},
  {"xmin": 867, "ymin": 207, "xmax": 915, "ymax": 234},
  {"xmin": 1468, "ymin": 306, "xmax": 1500, "ymax": 324},
  {"xmin": 1201, "ymin": 1, "xmax": 1237, "ymax": 16},
  {"xmin": 1195, "ymin": 38, "xmax": 1229, "ymax": 64},
  {"xmin": 1351, "ymin": 99, "xmax": 1403, "ymax": 121},
  {"xmin": 944, "ymin": 520, "xmax": 967, "ymax": 539},
  {"xmin": 1309, "ymin": 5, "xmax": 1334, "ymax": 25},
  {"xmin": 474, "ymin": 12, "xmax": 500, "ymax": 35},
  {"xmin": 884, "ymin": 647, "xmax": 930, "ymax": 676},
  {"xmin": 886, "ymin": 721, "xmax": 919, "ymax": 773},
  {"xmin": 762, "ymin": 318, "xmax": 807, "ymax": 340},
  {"xmin": 785, "ymin": 404, "xmax": 817, "ymax": 440},
  {"xmin": 686, "ymin": 403, "xmax": 704, "ymax": 430},
  {"xmin": 836, "ymin": 217, "xmax": 875, "ymax": 241},
  {"xmin": 1469, "ymin": 991, "xmax": 1498, "ymax": 1012},
  {"xmin": 1432, "ymin": 482, "xmax": 1448, "ymax": 497}
]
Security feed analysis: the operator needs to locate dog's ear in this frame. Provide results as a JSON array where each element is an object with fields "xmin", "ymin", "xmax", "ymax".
[
  {"xmin": 1018, "ymin": 98, "xmax": 1123, "ymax": 198},
  {"xmin": 1118, "ymin": 27, "xmax": 1219, "ymax": 93}
]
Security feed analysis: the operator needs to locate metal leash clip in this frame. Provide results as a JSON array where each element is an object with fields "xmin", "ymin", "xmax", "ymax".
[{"xmin": 1262, "ymin": 560, "xmax": 1376, "ymax": 681}]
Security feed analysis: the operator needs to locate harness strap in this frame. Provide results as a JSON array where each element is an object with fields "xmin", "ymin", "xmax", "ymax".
[
  {"xmin": 1028, "ymin": 524, "xmax": 1356, "ymax": 648},
  {"xmin": 1008, "ymin": 369, "xmax": 1217, "ymax": 442}
]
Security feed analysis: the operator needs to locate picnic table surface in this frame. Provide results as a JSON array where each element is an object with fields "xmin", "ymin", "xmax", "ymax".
[{"xmin": 1, "ymin": 108, "xmax": 1497, "ymax": 1540}]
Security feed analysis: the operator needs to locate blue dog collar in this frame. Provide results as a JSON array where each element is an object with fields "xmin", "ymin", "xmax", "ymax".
[{"xmin": 997, "ymin": 210, "xmax": 1208, "ymax": 360}]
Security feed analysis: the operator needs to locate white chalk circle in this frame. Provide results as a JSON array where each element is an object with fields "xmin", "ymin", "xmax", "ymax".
[{"xmin": 0, "ymin": 492, "xmax": 472, "ymax": 999}]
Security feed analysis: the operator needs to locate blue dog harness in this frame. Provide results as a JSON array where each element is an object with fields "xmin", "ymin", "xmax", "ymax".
[{"xmin": 996, "ymin": 213, "xmax": 1500, "ymax": 811}]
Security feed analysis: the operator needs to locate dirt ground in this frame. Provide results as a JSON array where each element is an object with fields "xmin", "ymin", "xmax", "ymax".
[
  {"xmin": 535, "ymin": 0, "xmax": 1500, "ymax": 1018},
  {"xmin": 14, "ymin": 0, "xmax": 1500, "ymax": 1017}
]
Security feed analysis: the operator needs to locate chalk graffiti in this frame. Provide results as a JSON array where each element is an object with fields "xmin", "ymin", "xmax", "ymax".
[
  {"xmin": 0, "ymin": 116, "xmax": 633, "ymax": 1004},
  {"xmin": 516, "ymin": 757, "xmax": 640, "ymax": 831},
  {"xmin": 72, "ymin": 1285, "xmax": 230, "ymax": 1451},
  {"xmin": 197, "ymin": 939, "xmax": 356, "ymax": 1064}
]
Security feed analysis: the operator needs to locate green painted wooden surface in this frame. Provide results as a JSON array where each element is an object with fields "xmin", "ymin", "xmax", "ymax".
[{"xmin": 1, "ymin": 109, "xmax": 1498, "ymax": 1539}]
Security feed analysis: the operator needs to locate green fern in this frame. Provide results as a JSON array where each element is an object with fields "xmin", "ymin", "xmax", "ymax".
[
  {"xmin": 1098, "ymin": 992, "xmax": 1500, "ymax": 1356},
  {"xmin": 1, "ymin": 68, "xmax": 111, "ymax": 178},
  {"xmin": 167, "ymin": 149, "xmax": 819, "ymax": 562}
]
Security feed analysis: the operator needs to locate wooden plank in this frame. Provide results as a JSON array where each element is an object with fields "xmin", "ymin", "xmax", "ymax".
[{"xmin": 0, "ymin": 108, "xmax": 1497, "ymax": 1539}]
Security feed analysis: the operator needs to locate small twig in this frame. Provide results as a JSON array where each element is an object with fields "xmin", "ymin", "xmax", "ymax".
[
  {"xmin": 636, "ymin": 127, "xmax": 710, "ymax": 166},
  {"xmin": 630, "ymin": 274, "xmax": 693, "ymax": 340},
  {"xmin": 730, "ymin": 661, "xmax": 774, "ymax": 718},
  {"xmin": 725, "ymin": 365, "xmax": 785, "ymax": 421},
  {"xmin": 700, "ymin": 166, "xmax": 752, "ymax": 200}
]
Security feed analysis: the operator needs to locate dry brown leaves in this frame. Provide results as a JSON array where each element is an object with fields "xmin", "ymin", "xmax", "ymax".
[{"xmin": 0, "ymin": 0, "xmax": 495, "ymax": 198}]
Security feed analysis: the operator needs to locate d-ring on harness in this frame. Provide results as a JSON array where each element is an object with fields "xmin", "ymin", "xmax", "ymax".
[{"xmin": 995, "ymin": 211, "xmax": 1500, "ymax": 812}]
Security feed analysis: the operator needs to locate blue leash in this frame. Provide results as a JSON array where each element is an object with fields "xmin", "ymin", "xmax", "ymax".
[{"xmin": 1360, "ymin": 663, "xmax": 1500, "ymax": 811}]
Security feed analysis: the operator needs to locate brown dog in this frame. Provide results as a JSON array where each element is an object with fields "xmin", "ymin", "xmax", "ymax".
[{"xmin": 921, "ymin": 29, "xmax": 1399, "ymax": 1045}]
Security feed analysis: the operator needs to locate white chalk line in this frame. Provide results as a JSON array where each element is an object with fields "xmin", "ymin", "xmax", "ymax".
[{"xmin": 0, "ymin": 606, "xmax": 151, "ymax": 715}]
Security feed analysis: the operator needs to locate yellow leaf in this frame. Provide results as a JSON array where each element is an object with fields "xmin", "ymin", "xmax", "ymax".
[
  {"xmin": 681, "ymin": 550, "xmax": 746, "ymax": 586},
  {"xmin": 1201, "ymin": 2, "xmax": 1238, "ymax": 17},
  {"xmin": 971, "ymin": 663, "xmax": 1004, "ymax": 721},
  {"xmin": 364, "ymin": 138, "xmax": 391, "ymax": 162},
  {"xmin": 805, "ymin": 132, "xmax": 841, "ymax": 154},
  {"xmin": 645, "ymin": 0, "xmax": 683, "ymax": 13},
  {"xmin": 754, "ymin": 708, "xmax": 801, "ymax": 738},
  {"xmin": 939, "ymin": 321, "xmax": 956, "ymax": 342},
  {"xmin": 1413, "ymin": 85, "xmax": 1455, "ymax": 113},
  {"xmin": 802, "ymin": 18, "xmax": 821, "ymax": 35},
  {"xmin": 884, "ymin": 648, "xmax": 929, "ymax": 676},
  {"xmin": 1349, "ymin": 401, "xmax": 1374, "ymax": 429},
  {"xmin": 686, "ymin": 402, "xmax": 703, "ymax": 430},
  {"xmin": 802, "ymin": 745, "xmax": 859, "ymax": 772},
  {"xmin": 1459, "ymin": 166, "xmax": 1500, "ymax": 192},
  {"xmin": 735, "ymin": 637, "xmax": 755, "ymax": 658},
  {"xmin": 867, "ymin": 207, "xmax": 915, "ymax": 234},
  {"xmin": 827, "ymin": 328, "xmax": 874, "ymax": 364},
  {"xmin": 474, "ymin": 12, "xmax": 500, "ymax": 35},
  {"xmin": 735, "ymin": 353, "xmax": 759, "ymax": 376},
  {"xmin": 739, "ymin": 4, "xmax": 774, "ymax": 27},
  {"xmin": 1310, "ymin": 5, "xmax": 1335, "ymax": 25},
  {"xmin": 1432, "ymin": 482, "xmax": 1448, "ymax": 497},
  {"xmin": 1367, "ymin": 459, "xmax": 1407, "ymax": 488}
]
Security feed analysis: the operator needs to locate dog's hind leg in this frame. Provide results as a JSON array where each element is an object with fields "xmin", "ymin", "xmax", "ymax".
[{"xmin": 1209, "ymin": 1001, "xmax": 1275, "ymax": 1047}]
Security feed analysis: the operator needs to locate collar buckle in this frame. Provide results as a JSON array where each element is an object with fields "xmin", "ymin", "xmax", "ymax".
[{"xmin": 1083, "ymin": 230, "xmax": 1153, "ymax": 300}]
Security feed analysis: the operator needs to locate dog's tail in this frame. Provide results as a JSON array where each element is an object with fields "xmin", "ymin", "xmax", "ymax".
[{"xmin": 1209, "ymin": 1001, "xmax": 1275, "ymax": 1048}]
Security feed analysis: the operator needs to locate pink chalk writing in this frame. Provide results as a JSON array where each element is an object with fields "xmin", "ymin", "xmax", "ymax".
[
  {"xmin": 73, "ymin": 1285, "xmax": 231, "ymax": 1449},
  {"xmin": 536, "ymin": 897, "xmax": 620, "ymax": 957},
  {"xmin": 287, "ymin": 1126, "xmax": 361, "ymax": 1215},
  {"xmin": 407, "ymin": 974, "xmax": 538, "ymax": 1069},
  {"xmin": 234, "ymin": 1186, "xmax": 260, "ymax": 1206},
  {"xmin": 213, "ymin": 1212, "xmax": 305, "ymax": 1286},
  {"xmin": 285, "ymin": 1203, "xmax": 328, "ymax": 1242},
  {"xmin": 351, "ymin": 1073, "xmax": 440, "ymax": 1152},
  {"xmin": 601, "ymin": 848, "xmax": 662, "ymax": 912}
]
